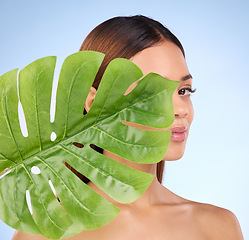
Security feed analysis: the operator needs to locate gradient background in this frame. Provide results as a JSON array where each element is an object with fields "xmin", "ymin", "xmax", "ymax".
[{"xmin": 0, "ymin": 0, "xmax": 248, "ymax": 239}]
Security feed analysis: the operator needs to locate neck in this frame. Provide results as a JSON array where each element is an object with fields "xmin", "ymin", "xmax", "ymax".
[{"xmin": 88, "ymin": 149, "xmax": 165, "ymax": 209}]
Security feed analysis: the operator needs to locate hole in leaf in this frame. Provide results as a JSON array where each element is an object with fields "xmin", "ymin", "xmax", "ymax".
[
  {"xmin": 48, "ymin": 180, "xmax": 57, "ymax": 197},
  {"xmin": 0, "ymin": 169, "xmax": 11, "ymax": 180},
  {"xmin": 83, "ymin": 108, "xmax": 88, "ymax": 116},
  {"xmin": 18, "ymin": 102, "xmax": 28, "ymax": 137},
  {"xmin": 90, "ymin": 143, "xmax": 141, "ymax": 168},
  {"xmin": 89, "ymin": 144, "xmax": 95, "ymax": 149},
  {"xmin": 48, "ymin": 180, "xmax": 65, "ymax": 210},
  {"xmin": 31, "ymin": 166, "xmax": 41, "ymax": 175},
  {"xmin": 50, "ymin": 77, "xmax": 59, "ymax": 123},
  {"xmin": 26, "ymin": 190, "xmax": 33, "ymax": 215},
  {"xmin": 90, "ymin": 143, "xmax": 104, "ymax": 154},
  {"xmin": 73, "ymin": 142, "xmax": 84, "ymax": 148},
  {"xmin": 50, "ymin": 132, "xmax": 57, "ymax": 141},
  {"xmin": 83, "ymin": 86, "xmax": 98, "ymax": 116},
  {"xmin": 124, "ymin": 78, "xmax": 142, "ymax": 96},
  {"xmin": 122, "ymin": 120, "xmax": 161, "ymax": 131},
  {"xmin": 63, "ymin": 161, "xmax": 90, "ymax": 184}
]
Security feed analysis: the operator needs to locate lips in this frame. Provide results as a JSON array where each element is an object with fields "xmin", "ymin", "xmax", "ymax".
[{"xmin": 170, "ymin": 126, "xmax": 187, "ymax": 142}]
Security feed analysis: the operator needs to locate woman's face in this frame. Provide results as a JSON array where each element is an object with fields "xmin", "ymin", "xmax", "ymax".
[{"xmin": 127, "ymin": 40, "xmax": 194, "ymax": 161}]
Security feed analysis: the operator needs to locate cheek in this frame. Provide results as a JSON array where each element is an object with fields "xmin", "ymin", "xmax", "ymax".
[
  {"xmin": 162, "ymin": 98, "xmax": 194, "ymax": 162},
  {"xmin": 187, "ymin": 98, "xmax": 194, "ymax": 125}
]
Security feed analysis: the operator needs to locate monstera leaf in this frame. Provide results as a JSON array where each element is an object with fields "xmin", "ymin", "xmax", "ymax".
[{"xmin": 0, "ymin": 51, "xmax": 178, "ymax": 239}]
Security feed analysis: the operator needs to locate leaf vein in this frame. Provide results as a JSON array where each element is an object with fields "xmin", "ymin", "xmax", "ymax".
[
  {"xmin": 59, "ymin": 144, "xmax": 133, "ymax": 190},
  {"xmin": 36, "ymin": 155, "xmax": 92, "ymax": 213},
  {"xmin": 2, "ymin": 92, "xmax": 21, "ymax": 162},
  {"xmin": 92, "ymin": 126, "xmax": 149, "ymax": 147},
  {"xmin": 0, "ymin": 152, "xmax": 16, "ymax": 164},
  {"xmin": 34, "ymin": 72, "xmax": 43, "ymax": 151},
  {"xmin": 64, "ymin": 60, "xmax": 92, "ymax": 138}
]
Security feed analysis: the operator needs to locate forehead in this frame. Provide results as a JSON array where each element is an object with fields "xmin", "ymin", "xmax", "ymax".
[{"xmin": 130, "ymin": 41, "xmax": 190, "ymax": 81}]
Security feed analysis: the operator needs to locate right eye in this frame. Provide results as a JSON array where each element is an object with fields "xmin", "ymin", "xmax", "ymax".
[{"xmin": 178, "ymin": 87, "xmax": 196, "ymax": 96}]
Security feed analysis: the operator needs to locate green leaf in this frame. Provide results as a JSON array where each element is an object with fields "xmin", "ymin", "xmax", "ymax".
[{"xmin": 0, "ymin": 51, "xmax": 178, "ymax": 239}]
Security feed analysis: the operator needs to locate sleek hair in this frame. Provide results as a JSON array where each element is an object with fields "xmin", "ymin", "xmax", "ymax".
[{"xmin": 78, "ymin": 15, "xmax": 185, "ymax": 183}]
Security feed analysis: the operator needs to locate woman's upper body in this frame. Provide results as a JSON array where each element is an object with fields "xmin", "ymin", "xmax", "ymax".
[
  {"xmin": 12, "ymin": 177, "xmax": 243, "ymax": 240},
  {"xmin": 12, "ymin": 15, "xmax": 244, "ymax": 240}
]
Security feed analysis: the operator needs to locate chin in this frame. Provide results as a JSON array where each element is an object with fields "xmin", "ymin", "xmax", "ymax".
[{"xmin": 162, "ymin": 140, "xmax": 187, "ymax": 161}]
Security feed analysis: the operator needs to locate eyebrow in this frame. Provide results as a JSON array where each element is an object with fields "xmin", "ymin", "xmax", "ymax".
[
  {"xmin": 163, "ymin": 74, "xmax": 193, "ymax": 81},
  {"xmin": 181, "ymin": 74, "xmax": 193, "ymax": 81}
]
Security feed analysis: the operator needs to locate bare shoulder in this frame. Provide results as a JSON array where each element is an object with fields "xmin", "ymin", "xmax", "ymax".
[{"xmin": 188, "ymin": 201, "xmax": 244, "ymax": 240}]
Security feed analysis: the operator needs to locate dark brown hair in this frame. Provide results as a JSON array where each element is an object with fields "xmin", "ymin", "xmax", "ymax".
[{"xmin": 79, "ymin": 15, "xmax": 185, "ymax": 183}]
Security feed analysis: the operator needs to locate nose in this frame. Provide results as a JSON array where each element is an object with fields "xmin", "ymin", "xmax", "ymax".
[{"xmin": 173, "ymin": 96, "xmax": 188, "ymax": 118}]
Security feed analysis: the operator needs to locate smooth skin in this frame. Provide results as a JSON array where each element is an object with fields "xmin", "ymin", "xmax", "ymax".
[{"xmin": 12, "ymin": 41, "xmax": 244, "ymax": 240}]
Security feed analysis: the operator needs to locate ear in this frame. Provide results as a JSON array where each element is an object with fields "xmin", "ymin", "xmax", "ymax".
[{"xmin": 84, "ymin": 86, "xmax": 97, "ymax": 112}]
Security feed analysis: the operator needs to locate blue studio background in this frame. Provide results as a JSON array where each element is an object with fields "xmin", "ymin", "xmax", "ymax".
[{"xmin": 0, "ymin": 0, "xmax": 248, "ymax": 239}]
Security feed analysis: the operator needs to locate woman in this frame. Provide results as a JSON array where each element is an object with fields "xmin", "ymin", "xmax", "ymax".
[{"xmin": 13, "ymin": 15, "xmax": 244, "ymax": 240}]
